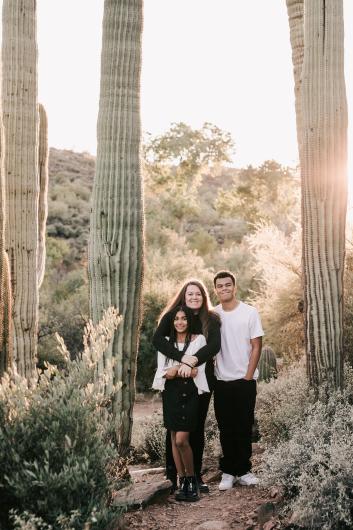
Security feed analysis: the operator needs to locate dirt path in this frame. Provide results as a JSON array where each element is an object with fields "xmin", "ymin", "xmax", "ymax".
[
  {"xmin": 121, "ymin": 470, "xmax": 279, "ymax": 529},
  {"xmin": 123, "ymin": 397, "xmax": 281, "ymax": 530}
]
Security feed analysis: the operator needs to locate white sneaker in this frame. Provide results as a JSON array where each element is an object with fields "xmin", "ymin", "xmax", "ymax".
[
  {"xmin": 218, "ymin": 473, "xmax": 235, "ymax": 491},
  {"xmin": 237, "ymin": 472, "xmax": 259, "ymax": 486}
]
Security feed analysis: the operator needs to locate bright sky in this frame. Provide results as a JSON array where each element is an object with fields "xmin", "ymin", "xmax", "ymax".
[{"xmin": 14, "ymin": 0, "xmax": 353, "ymax": 180}]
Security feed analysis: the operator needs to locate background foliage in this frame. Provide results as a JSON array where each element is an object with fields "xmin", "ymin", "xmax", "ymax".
[{"xmin": 40, "ymin": 123, "xmax": 304, "ymax": 391}]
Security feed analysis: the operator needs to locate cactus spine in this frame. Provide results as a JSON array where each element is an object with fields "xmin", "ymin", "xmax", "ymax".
[
  {"xmin": 286, "ymin": 0, "xmax": 347, "ymax": 389},
  {"xmin": 2, "ymin": 0, "xmax": 39, "ymax": 378},
  {"xmin": 88, "ymin": 0, "xmax": 144, "ymax": 450},
  {"xmin": 258, "ymin": 346, "xmax": 277, "ymax": 383},
  {"xmin": 37, "ymin": 103, "xmax": 49, "ymax": 288}
]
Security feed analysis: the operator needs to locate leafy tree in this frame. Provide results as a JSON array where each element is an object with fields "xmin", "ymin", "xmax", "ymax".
[
  {"xmin": 215, "ymin": 160, "xmax": 300, "ymax": 233},
  {"xmin": 144, "ymin": 122, "xmax": 235, "ymax": 234},
  {"xmin": 144, "ymin": 122, "xmax": 234, "ymax": 188}
]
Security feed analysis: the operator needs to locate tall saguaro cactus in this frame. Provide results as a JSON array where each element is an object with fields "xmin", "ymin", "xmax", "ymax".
[
  {"xmin": 88, "ymin": 0, "xmax": 144, "ymax": 450},
  {"xmin": 0, "ymin": 109, "xmax": 13, "ymax": 376},
  {"xmin": 286, "ymin": 0, "xmax": 347, "ymax": 389},
  {"xmin": 2, "ymin": 0, "xmax": 39, "ymax": 378},
  {"xmin": 37, "ymin": 103, "xmax": 49, "ymax": 288}
]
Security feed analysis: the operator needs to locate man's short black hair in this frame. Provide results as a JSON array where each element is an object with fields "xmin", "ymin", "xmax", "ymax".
[{"xmin": 213, "ymin": 270, "xmax": 236, "ymax": 287}]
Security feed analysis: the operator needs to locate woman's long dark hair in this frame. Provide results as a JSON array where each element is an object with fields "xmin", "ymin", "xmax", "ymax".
[
  {"xmin": 169, "ymin": 305, "xmax": 193, "ymax": 354},
  {"xmin": 159, "ymin": 278, "xmax": 219, "ymax": 338}
]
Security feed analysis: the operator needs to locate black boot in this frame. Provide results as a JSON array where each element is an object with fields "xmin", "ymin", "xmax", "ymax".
[
  {"xmin": 175, "ymin": 476, "xmax": 187, "ymax": 501},
  {"xmin": 166, "ymin": 461, "xmax": 177, "ymax": 494},
  {"xmin": 184, "ymin": 476, "xmax": 200, "ymax": 502},
  {"xmin": 196, "ymin": 475, "xmax": 209, "ymax": 493},
  {"xmin": 167, "ymin": 474, "xmax": 177, "ymax": 494}
]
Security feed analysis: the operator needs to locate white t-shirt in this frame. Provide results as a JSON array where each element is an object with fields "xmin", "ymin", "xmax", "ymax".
[
  {"xmin": 152, "ymin": 334, "xmax": 210, "ymax": 394},
  {"xmin": 214, "ymin": 301, "xmax": 264, "ymax": 381}
]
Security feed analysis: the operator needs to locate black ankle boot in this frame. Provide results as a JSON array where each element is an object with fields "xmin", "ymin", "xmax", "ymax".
[
  {"xmin": 197, "ymin": 475, "xmax": 210, "ymax": 493},
  {"xmin": 184, "ymin": 476, "xmax": 200, "ymax": 502},
  {"xmin": 175, "ymin": 476, "xmax": 187, "ymax": 501}
]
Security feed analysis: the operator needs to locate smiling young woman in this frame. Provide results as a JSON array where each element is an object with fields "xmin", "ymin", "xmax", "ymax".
[{"xmin": 152, "ymin": 278, "xmax": 221, "ymax": 492}]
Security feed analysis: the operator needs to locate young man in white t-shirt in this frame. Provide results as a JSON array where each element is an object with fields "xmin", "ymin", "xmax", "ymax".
[{"xmin": 213, "ymin": 270, "xmax": 264, "ymax": 490}]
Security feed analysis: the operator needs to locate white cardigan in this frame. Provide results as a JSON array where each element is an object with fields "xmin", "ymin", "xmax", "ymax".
[{"xmin": 152, "ymin": 335, "xmax": 209, "ymax": 394}]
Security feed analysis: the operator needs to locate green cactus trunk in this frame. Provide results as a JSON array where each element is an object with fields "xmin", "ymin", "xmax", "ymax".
[
  {"xmin": 301, "ymin": 0, "xmax": 347, "ymax": 390},
  {"xmin": 88, "ymin": 0, "xmax": 144, "ymax": 450},
  {"xmin": 37, "ymin": 103, "xmax": 49, "ymax": 288},
  {"xmin": 0, "ymin": 106, "xmax": 13, "ymax": 376},
  {"xmin": 2, "ymin": 0, "xmax": 39, "ymax": 378},
  {"xmin": 258, "ymin": 346, "xmax": 277, "ymax": 383},
  {"xmin": 287, "ymin": 0, "xmax": 347, "ymax": 390}
]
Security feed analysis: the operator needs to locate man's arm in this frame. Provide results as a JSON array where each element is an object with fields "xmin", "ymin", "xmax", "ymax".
[
  {"xmin": 244, "ymin": 336, "xmax": 262, "ymax": 380},
  {"xmin": 152, "ymin": 313, "xmax": 183, "ymax": 362},
  {"xmin": 183, "ymin": 317, "xmax": 221, "ymax": 367}
]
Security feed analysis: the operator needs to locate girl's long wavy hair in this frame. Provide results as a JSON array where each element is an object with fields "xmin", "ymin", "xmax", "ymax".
[{"xmin": 159, "ymin": 278, "xmax": 219, "ymax": 339}]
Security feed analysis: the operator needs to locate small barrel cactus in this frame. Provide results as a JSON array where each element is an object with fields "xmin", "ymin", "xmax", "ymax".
[{"xmin": 258, "ymin": 345, "xmax": 277, "ymax": 383}]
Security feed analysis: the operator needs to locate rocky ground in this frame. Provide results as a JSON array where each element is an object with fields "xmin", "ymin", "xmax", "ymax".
[
  {"xmin": 119, "ymin": 466, "xmax": 282, "ymax": 530},
  {"xmin": 115, "ymin": 397, "xmax": 284, "ymax": 530}
]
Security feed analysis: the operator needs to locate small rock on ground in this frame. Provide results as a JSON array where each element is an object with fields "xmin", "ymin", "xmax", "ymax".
[{"xmin": 194, "ymin": 521, "xmax": 230, "ymax": 530}]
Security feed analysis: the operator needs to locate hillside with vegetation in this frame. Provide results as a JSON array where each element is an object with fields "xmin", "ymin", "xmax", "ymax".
[{"xmin": 39, "ymin": 124, "xmax": 305, "ymax": 390}]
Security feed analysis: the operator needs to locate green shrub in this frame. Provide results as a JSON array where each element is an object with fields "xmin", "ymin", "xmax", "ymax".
[
  {"xmin": 256, "ymin": 360, "xmax": 309, "ymax": 446},
  {"xmin": 0, "ymin": 309, "xmax": 126, "ymax": 530},
  {"xmin": 132, "ymin": 411, "xmax": 166, "ymax": 464},
  {"xmin": 259, "ymin": 364, "xmax": 353, "ymax": 529},
  {"xmin": 136, "ymin": 292, "xmax": 167, "ymax": 392},
  {"xmin": 203, "ymin": 396, "xmax": 221, "ymax": 459}
]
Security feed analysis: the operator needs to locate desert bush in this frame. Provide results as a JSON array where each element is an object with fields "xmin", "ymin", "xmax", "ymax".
[
  {"xmin": 203, "ymin": 396, "xmax": 221, "ymax": 459},
  {"xmin": 144, "ymin": 228, "xmax": 214, "ymax": 290},
  {"xmin": 132, "ymin": 410, "xmax": 166, "ymax": 464},
  {"xmin": 0, "ymin": 309, "xmax": 126, "ymax": 530},
  {"xmin": 260, "ymin": 364, "xmax": 353, "ymax": 529},
  {"xmin": 136, "ymin": 291, "xmax": 168, "ymax": 392},
  {"xmin": 246, "ymin": 222, "xmax": 304, "ymax": 360},
  {"xmin": 187, "ymin": 229, "xmax": 218, "ymax": 257},
  {"xmin": 256, "ymin": 360, "xmax": 309, "ymax": 446},
  {"xmin": 38, "ymin": 239, "xmax": 89, "ymax": 367},
  {"xmin": 206, "ymin": 240, "xmax": 258, "ymax": 301}
]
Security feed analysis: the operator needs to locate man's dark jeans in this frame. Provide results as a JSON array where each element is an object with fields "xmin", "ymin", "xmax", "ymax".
[{"xmin": 214, "ymin": 378, "xmax": 256, "ymax": 477}]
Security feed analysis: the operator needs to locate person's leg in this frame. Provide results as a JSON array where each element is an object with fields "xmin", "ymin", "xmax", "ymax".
[
  {"xmin": 234, "ymin": 380, "xmax": 257, "ymax": 478},
  {"xmin": 165, "ymin": 429, "xmax": 177, "ymax": 485},
  {"xmin": 171, "ymin": 431, "xmax": 188, "ymax": 502},
  {"xmin": 214, "ymin": 380, "xmax": 238, "ymax": 477},
  {"xmin": 175, "ymin": 431, "xmax": 199, "ymax": 501},
  {"xmin": 214, "ymin": 380, "xmax": 257, "ymax": 478},
  {"xmin": 170, "ymin": 431, "xmax": 185, "ymax": 477},
  {"xmin": 175, "ymin": 431, "xmax": 194, "ymax": 476},
  {"xmin": 189, "ymin": 390, "xmax": 212, "ymax": 477}
]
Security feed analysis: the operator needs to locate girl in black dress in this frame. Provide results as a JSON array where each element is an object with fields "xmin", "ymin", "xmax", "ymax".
[
  {"xmin": 152, "ymin": 279, "xmax": 221, "ymax": 492},
  {"xmin": 152, "ymin": 305, "xmax": 209, "ymax": 501}
]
